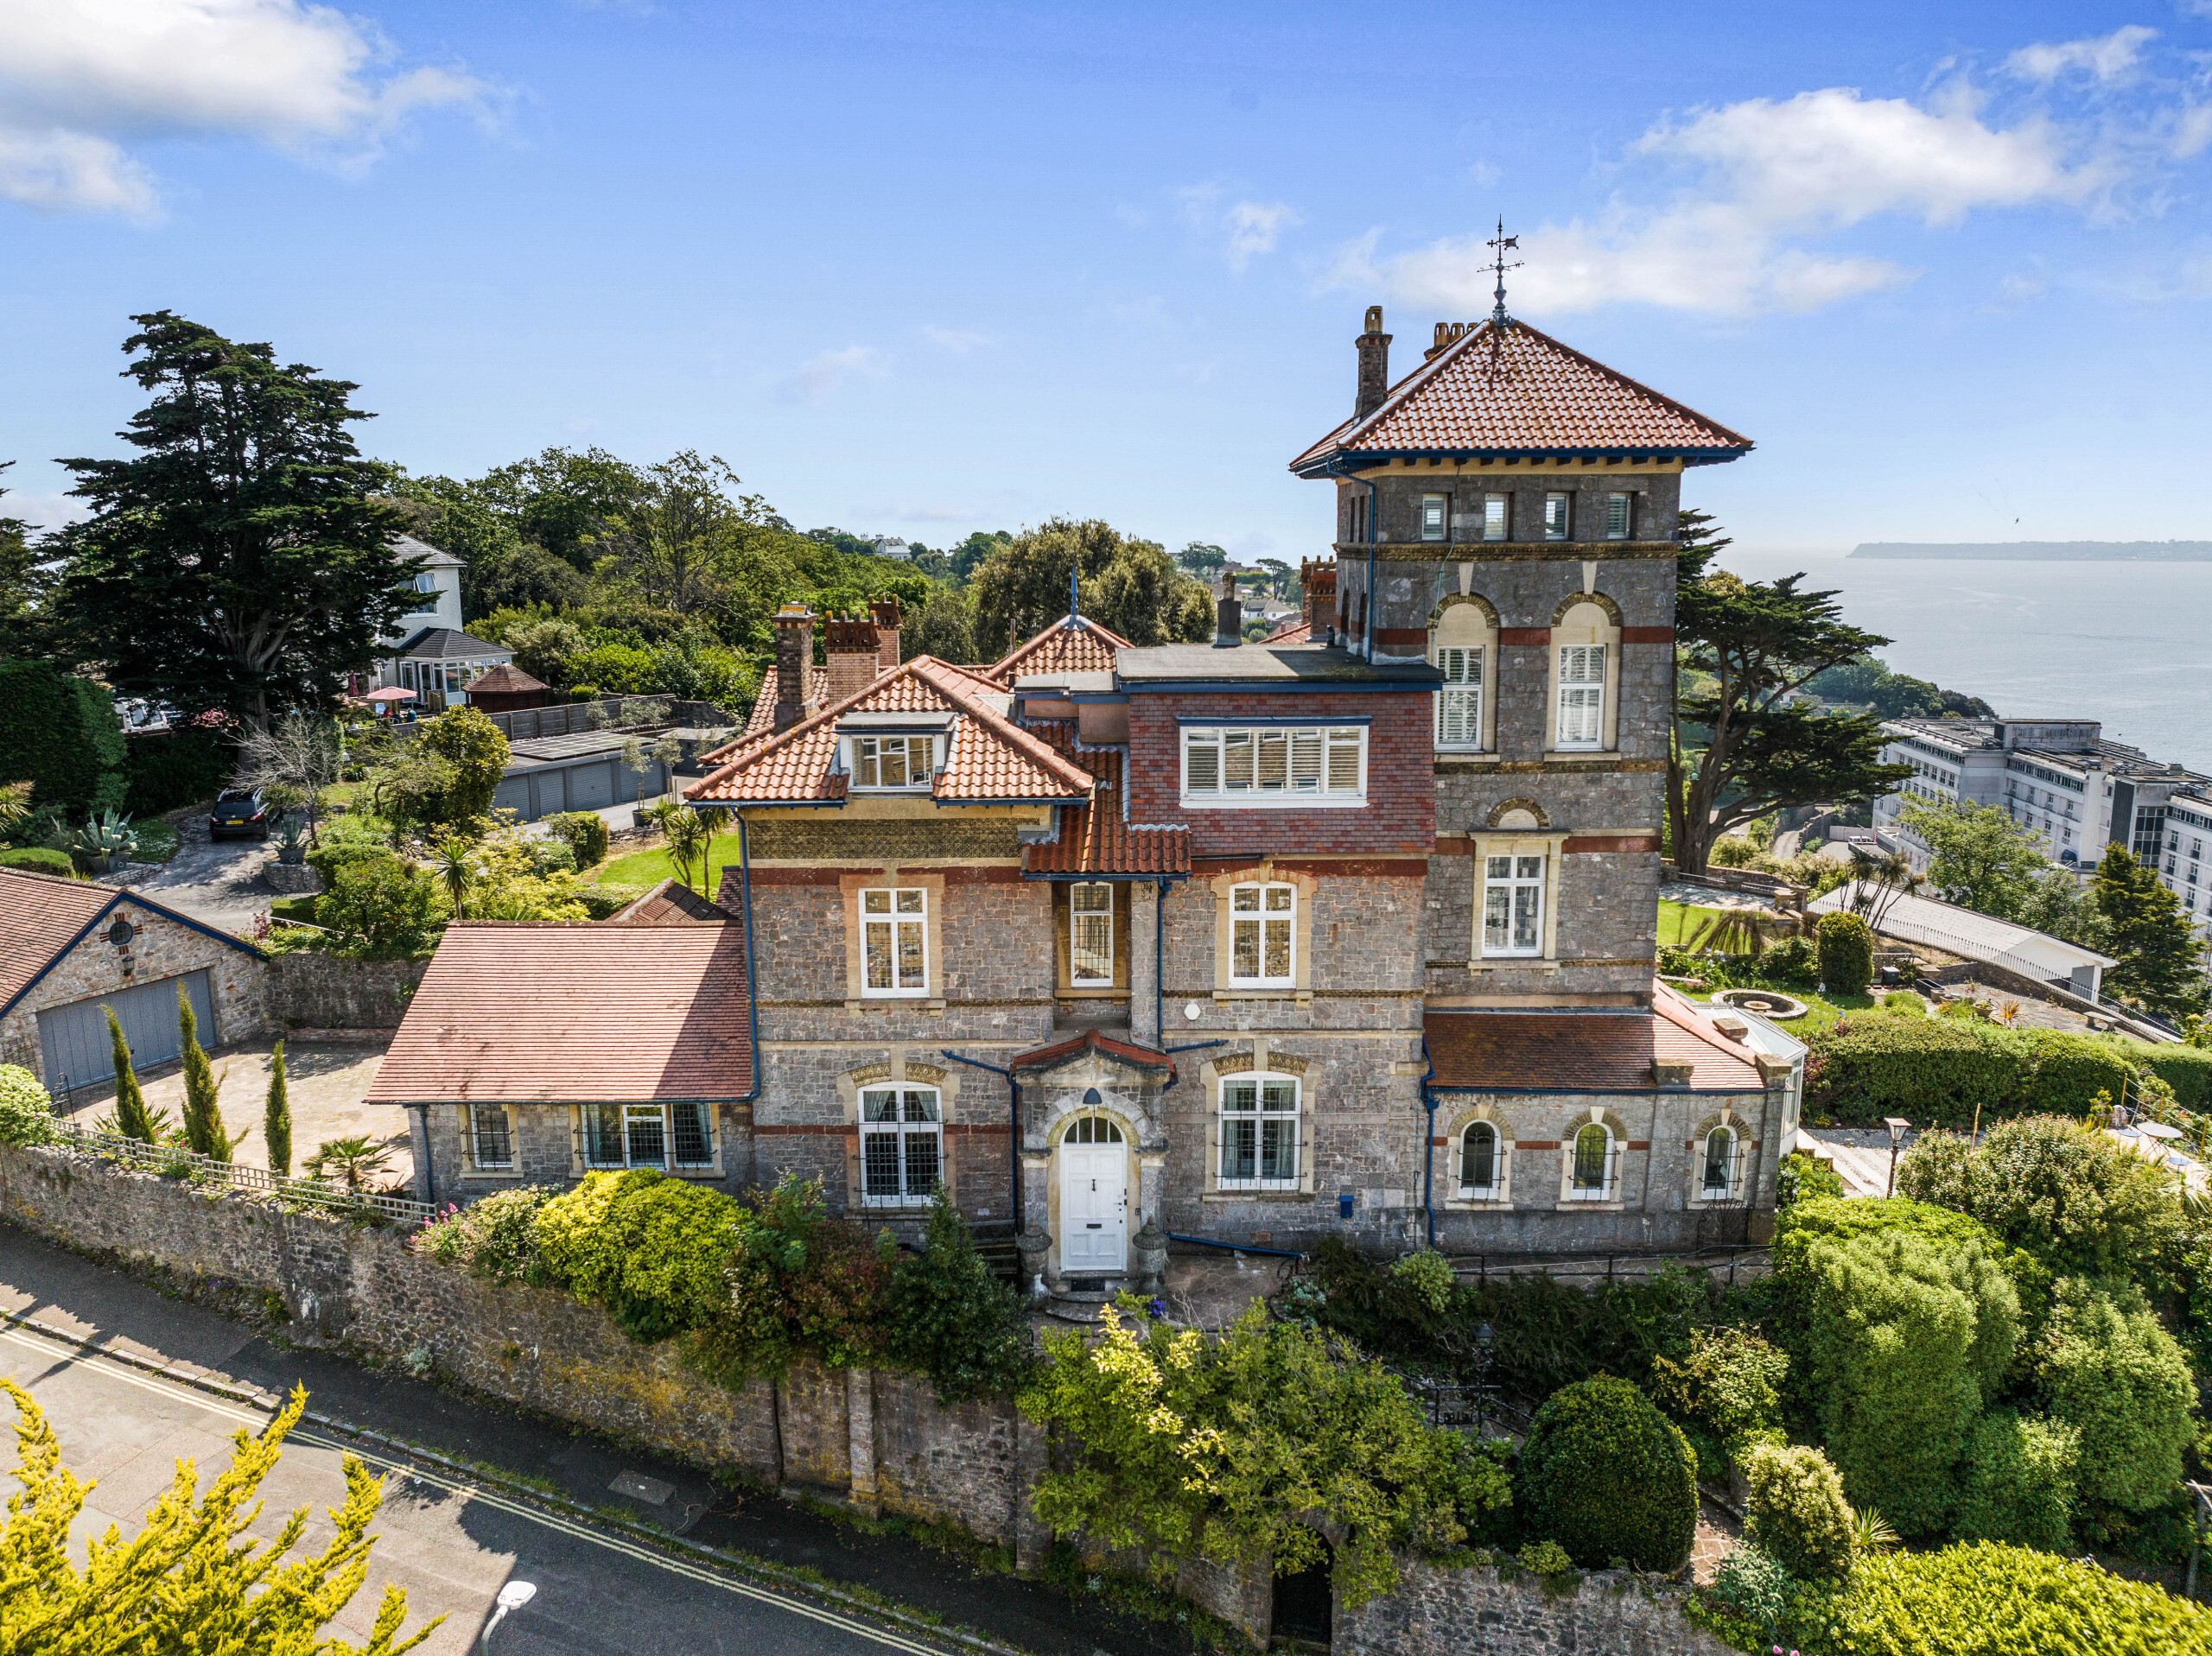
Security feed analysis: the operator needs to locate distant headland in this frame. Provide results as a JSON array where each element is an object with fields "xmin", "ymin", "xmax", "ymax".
[{"xmin": 1849, "ymin": 541, "xmax": 2212, "ymax": 562}]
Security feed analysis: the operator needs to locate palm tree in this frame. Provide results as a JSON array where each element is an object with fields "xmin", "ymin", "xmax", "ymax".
[
  {"xmin": 664, "ymin": 808, "xmax": 708, "ymax": 891},
  {"xmin": 429, "ymin": 835, "xmax": 475, "ymax": 918},
  {"xmin": 0, "ymin": 779, "xmax": 31, "ymax": 835},
  {"xmin": 303, "ymin": 1135, "xmax": 394, "ymax": 1192},
  {"xmin": 1844, "ymin": 845, "xmax": 1924, "ymax": 931}
]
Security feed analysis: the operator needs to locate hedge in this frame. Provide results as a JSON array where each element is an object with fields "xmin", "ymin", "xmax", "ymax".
[
  {"xmin": 0, "ymin": 847, "xmax": 76, "ymax": 878},
  {"xmin": 122, "ymin": 726, "xmax": 233, "ymax": 815},
  {"xmin": 0, "ymin": 660, "xmax": 125, "ymax": 816},
  {"xmin": 2142, "ymin": 1044, "xmax": 2212, "ymax": 1109},
  {"xmin": 1828, "ymin": 1541, "xmax": 2212, "ymax": 1655},
  {"xmin": 1808, "ymin": 1013, "xmax": 2174, "ymax": 1128}
]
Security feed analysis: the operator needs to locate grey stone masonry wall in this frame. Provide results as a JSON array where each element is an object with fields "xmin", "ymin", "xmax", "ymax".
[
  {"xmin": 1336, "ymin": 1555, "xmax": 1729, "ymax": 1656},
  {"xmin": 0, "ymin": 1142, "xmax": 1726, "ymax": 1656},
  {"xmin": 265, "ymin": 952, "xmax": 428, "ymax": 1031}
]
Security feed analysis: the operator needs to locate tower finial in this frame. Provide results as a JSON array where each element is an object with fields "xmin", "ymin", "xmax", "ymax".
[{"xmin": 1486, "ymin": 217, "xmax": 1522, "ymax": 327}]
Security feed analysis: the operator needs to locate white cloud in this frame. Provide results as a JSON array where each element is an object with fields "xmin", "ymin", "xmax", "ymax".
[
  {"xmin": 0, "ymin": 0, "xmax": 488, "ymax": 216},
  {"xmin": 921, "ymin": 324, "xmax": 991, "ymax": 352},
  {"xmin": 2175, "ymin": 104, "xmax": 2212, "ymax": 158},
  {"xmin": 785, "ymin": 344, "xmax": 885, "ymax": 404},
  {"xmin": 2006, "ymin": 25, "xmax": 2158, "ymax": 85},
  {"xmin": 1338, "ymin": 86, "xmax": 2103, "ymax": 318},
  {"xmin": 1176, "ymin": 182, "xmax": 1300, "ymax": 271}
]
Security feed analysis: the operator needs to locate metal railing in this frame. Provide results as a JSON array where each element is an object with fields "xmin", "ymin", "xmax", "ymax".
[
  {"xmin": 1440, "ymin": 1242, "xmax": 1773, "ymax": 1288},
  {"xmin": 49, "ymin": 1120, "xmax": 434, "ymax": 1228}
]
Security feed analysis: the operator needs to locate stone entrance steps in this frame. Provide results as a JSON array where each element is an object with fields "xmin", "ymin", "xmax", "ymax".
[{"xmin": 966, "ymin": 1219, "xmax": 1020, "ymax": 1284}]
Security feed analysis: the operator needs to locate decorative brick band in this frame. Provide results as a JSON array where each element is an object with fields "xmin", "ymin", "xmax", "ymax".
[
  {"xmin": 1561, "ymin": 834, "xmax": 1660, "ymax": 854},
  {"xmin": 1497, "ymin": 627, "xmax": 1552, "ymax": 645},
  {"xmin": 1620, "ymin": 626, "xmax": 1675, "ymax": 644}
]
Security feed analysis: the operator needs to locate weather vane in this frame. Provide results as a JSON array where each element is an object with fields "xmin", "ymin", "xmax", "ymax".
[{"xmin": 1485, "ymin": 218, "xmax": 1521, "ymax": 327}]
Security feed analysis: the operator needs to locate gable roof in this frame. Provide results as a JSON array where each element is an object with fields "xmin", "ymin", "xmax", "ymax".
[
  {"xmin": 364, "ymin": 922, "xmax": 753, "ymax": 1103},
  {"xmin": 394, "ymin": 533, "xmax": 463, "ymax": 568},
  {"xmin": 1291, "ymin": 320, "xmax": 1752, "ymax": 474},
  {"xmin": 0, "ymin": 868, "xmax": 266, "ymax": 1017},
  {"xmin": 988, "ymin": 614, "xmax": 1131, "ymax": 684},
  {"xmin": 1262, "ymin": 615, "xmax": 1311, "ymax": 645},
  {"xmin": 685, "ymin": 656, "xmax": 1096, "ymax": 808}
]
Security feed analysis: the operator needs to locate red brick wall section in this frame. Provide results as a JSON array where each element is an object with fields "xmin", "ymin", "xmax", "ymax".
[{"xmin": 1127, "ymin": 692, "xmax": 1436, "ymax": 858}]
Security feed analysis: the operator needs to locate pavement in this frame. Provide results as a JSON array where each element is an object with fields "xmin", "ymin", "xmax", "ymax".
[
  {"xmin": 1797, "ymin": 1126, "xmax": 1922, "ymax": 1197},
  {"xmin": 117, "ymin": 815, "xmax": 276, "ymax": 932},
  {"xmin": 0, "ymin": 1223, "xmax": 1211, "ymax": 1656}
]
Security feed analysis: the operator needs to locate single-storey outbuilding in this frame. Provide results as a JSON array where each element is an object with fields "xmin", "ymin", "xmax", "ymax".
[
  {"xmin": 365, "ymin": 915, "xmax": 754, "ymax": 1207},
  {"xmin": 0, "ymin": 869, "xmax": 269, "ymax": 1098}
]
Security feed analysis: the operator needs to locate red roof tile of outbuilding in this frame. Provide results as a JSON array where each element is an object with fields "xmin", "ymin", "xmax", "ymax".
[
  {"xmin": 1292, "ymin": 320, "xmax": 1751, "ymax": 471},
  {"xmin": 365, "ymin": 923, "xmax": 753, "ymax": 1102},
  {"xmin": 1425, "ymin": 989, "xmax": 1765, "ymax": 1094}
]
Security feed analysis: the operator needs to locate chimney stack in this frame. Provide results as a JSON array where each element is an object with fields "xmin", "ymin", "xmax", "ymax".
[
  {"xmin": 824, "ymin": 612, "xmax": 882, "ymax": 703},
  {"xmin": 1355, "ymin": 305, "xmax": 1391, "ymax": 420},
  {"xmin": 869, "ymin": 596, "xmax": 903, "ymax": 672},
  {"xmin": 1213, "ymin": 570, "xmax": 1242, "ymax": 649},
  {"xmin": 772, "ymin": 604, "xmax": 817, "ymax": 733},
  {"xmin": 1300, "ymin": 558, "xmax": 1338, "ymax": 638}
]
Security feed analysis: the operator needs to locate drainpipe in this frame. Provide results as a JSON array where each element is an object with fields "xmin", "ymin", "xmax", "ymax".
[
  {"xmin": 1154, "ymin": 877, "xmax": 1169, "ymax": 1043},
  {"xmin": 410, "ymin": 1103, "xmax": 435, "ymax": 1208},
  {"xmin": 1363, "ymin": 475, "xmax": 1380, "ymax": 664},
  {"xmin": 940, "ymin": 1050, "xmax": 1021, "ymax": 1232},
  {"xmin": 1159, "ymin": 1038, "xmax": 1228, "ymax": 1099},
  {"xmin": 1419, "ymin": 1037, "xmax": 1438, "ymax": 1248},
  {"xmin": 726, "ymin": 815, "xmax": 766, "ymax": 1185}
]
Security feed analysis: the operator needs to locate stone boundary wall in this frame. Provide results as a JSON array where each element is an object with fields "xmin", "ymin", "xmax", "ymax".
[
  {"xmin": 264, "ymin": 953, "xmax": 429, "ymax": 1032},
  {"xmin": 0, "ymin": 1145, "xmax": 1721, "ymax": 1656}
]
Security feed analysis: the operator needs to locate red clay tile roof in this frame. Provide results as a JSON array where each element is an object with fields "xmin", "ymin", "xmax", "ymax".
[
  {"xmin": 740, "ymin": 665, "xmax": 831, "ymax": 740},
  {"xmin": 602, "ymin": 879, "xmax": 730, "ymax": 925},
  {"xmin": 1262, "ymin": 615, "xmax": 1311, "ymax": 644},
  {"xmin": 1018, "ymin": 729, "xmax": 1191, "ymax": 878},
  {"xmin": 0, "ymin": 868, "xmax": 263, "ymax": 1016},
  {"xmin": 988, "ymin": 615, "xmax": 1131, "ymax": 683},
  {"xmin": 365, "ymin": 923, "xmax": 753, "ymax": 1102},
  {"xmin": 1292, "ymin": 320, "xmax": 1752, "ymax": 472},
  {"xmin": 1426, "ymin": 991, "xmax": 1765, "ymax": 1093},
  {"xmin": 686, "ymin": 657, "xmax": 1096, "ymax": 808},
  {"xmin": 1010, "ymin": 1028, "xmax": 1173, "ymax": 1073}
]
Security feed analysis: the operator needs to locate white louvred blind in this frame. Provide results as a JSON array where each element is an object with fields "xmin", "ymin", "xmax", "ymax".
[
  {"xmin": 1184, "ymin": 729, "xmax": 1219, "ymax": 793},
  {"xmin": 1437, "ymin": 647, "xmax": 1481, "ymax": 746},
  {"xmin": 1558, "ymin": 644, "xmax": 1605, "ymax": 746}
]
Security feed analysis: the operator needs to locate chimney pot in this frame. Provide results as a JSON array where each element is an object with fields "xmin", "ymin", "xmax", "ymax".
[
  {"xmin": 1355, "ymin": 307, "xmax": 1391, "ymax": 420},
  {"xmin": 868, "ymin": 596, "xmax": 903, "ymax": 671}
]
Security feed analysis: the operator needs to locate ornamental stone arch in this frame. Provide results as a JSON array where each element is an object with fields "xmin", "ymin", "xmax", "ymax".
[
  {"xmin": 1442, "ymin": 1101, "xmax": 1516, "ymax": 1209},
  {"xmin": 1688, "ymin": 1103, "xmax": 1751, "ymax": 1208},
  {"xmin": 1548, "ymin": 588, "xmax": 1624, "ymax": 628},
  {"xmin": 1485, "ymin": 797, "xmax": 1550, "ymax": 829},
  {"xmin": 1555, "ymin": 1104, "xmax": 1631, "ymax": 1208}
]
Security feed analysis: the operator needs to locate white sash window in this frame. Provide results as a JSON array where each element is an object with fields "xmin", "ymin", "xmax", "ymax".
[
  {"xmin": 1556, "ymin": 644, "xmax": 1605, "ymax": 749},
  {"xmin": 1070, "ymin": 882, "xmax": 1113, "ymax": 984},
  {"xmin": 1182, "ymin": 726, "xmax": 1365, "ymax": 805},
  {"xmin": 1230, "ymin": 881, "xmax": 1295, "ymax": 985},
  {"xmin": 1420, "ymin": 493, "xmax": 1448, "ymax": 542},
  {"xmin": 1436, "ymin": 646, "xmax": 1482, "ymax": 748},
  {"xmin": 1219, "ymin": 1075, "xmax": 1300, "ymax": 1189}
]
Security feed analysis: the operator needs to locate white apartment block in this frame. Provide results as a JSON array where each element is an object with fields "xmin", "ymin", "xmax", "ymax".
[{"xmin": 2158, "ymin": 789, "xmax": 2212, "ymax": 940}]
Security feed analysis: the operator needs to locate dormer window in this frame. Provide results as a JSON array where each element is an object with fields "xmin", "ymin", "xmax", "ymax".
[{"xmin": 852, "ymin": 734, "xmax": 935, "ymax": 790}]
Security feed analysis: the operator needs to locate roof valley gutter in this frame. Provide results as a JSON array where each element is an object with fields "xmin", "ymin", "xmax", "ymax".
[{"xmin": 939, "ymin": 1050, "xmax": 1020, "ymax": 1233}]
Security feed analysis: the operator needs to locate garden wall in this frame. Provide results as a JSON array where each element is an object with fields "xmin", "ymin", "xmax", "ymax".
[
  {"xmin": 264, "ymin": 953, "xmax": 429, "ymax": 1031},
  {"xmin": 0, "ymin": 1144, "xmax": 1719, "ymax": 1655}
]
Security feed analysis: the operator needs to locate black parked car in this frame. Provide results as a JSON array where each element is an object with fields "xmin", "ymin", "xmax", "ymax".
[{"xmin": 209, "ymin": 786, "xmax": 269, "ymax": 841}]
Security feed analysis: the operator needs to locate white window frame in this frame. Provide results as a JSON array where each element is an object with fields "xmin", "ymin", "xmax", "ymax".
[
  {"xmin": 860, "ymin": 1085, "xmax": 943, "ymax": 1207},
  {"xmin": 1555, "ymin": 644, "xmax": 1605, "ymax": 750},
  {"xmin": 579, "ymin": 1101, "xmax": 716, "ymax": 1171},
  {"xmin": 1420, "ymin": 492, "xmax": 1449, "ymax": 542},
  {"xmin": 466, "ymin": 1102, "xmax": 514, "ymax": 1172},
  {"xmin": 1481, "ymin": 853, "xmax": 1546, "ymax": 958},
  {"xmin": 1700, "ymin": 1125, "xmax": 1737, "ymax": 1200},
  {"xmin": 1603, "ymin": 492, "xmax": 1632, "ymax": 541},
  {"xmin": 851, "ymin": 734, "xmax": 935, "ymax": 791},
  {"xmin": 1070, "ymin": 881, "xmax": 1114, "ymax": 985},
  {"xmin": 1217, "ymin": 1074, "xmax": 1301, "ymax": 1190},
  {"xmin": 1481, "ymin": 494, "xmax": 1509, "ymax": 542},
  {"xmin": 1567, "ymin": 1120, "xmax": 1616, "ymax": 1202},
  {"xmin": 1459, "ymin": 1120, "xmax": 1502, "ymax": 1199},
  {"xmin": 1543, "ymin": 492, "xmax": 1572, "ymax": 541},
  {"xmin": 1180, "ymin": 725, "xmax": 1367, "ymax": 809},
  {"xmin": 1436, "ymin": 646, "xmax": 1483, "ymax": 749},
  {"xmin": 1229, "ymin": 881, "xmax": 1296, "ymax": 987},
  {"xmin": 860, "ymin": 886, "xmax": 929, "ymax": 997}
]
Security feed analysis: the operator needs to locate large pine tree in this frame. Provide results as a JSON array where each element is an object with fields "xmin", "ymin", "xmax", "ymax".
[
  {"xmin": 2091, "ymin": 847, "xmax": 2211, "ymax": 1023},
  {"xmin": 56, "ymin": 312, "xmax": 418, "ymax": 729}
]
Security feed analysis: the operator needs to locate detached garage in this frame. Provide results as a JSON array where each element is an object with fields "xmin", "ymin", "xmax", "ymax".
[{"xmin": 0, "ymin": 869, "xmax": 268, "ymax": 1100}]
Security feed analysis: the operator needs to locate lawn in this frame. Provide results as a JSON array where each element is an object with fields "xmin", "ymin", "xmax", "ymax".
[{"xmin": 585, "ymin": 837, "xmax": 742, "ymax": 898}]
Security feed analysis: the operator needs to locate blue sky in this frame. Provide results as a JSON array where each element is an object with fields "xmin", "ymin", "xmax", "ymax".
[{"xmin": 2, "ymin": 1, "xmax": 2209, "ymax": 564}]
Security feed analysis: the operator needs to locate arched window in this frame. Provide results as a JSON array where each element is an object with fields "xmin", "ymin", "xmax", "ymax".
[
  {"xmin": 1460, "ymin": 1121, "xmax": 1498, "ymax": 1197},
  {"xmin": 1430, "ymin": 600, "xmax": 1495, "ymax": 752},
  {"xmin": 1550, "ymin": 600, "xmax": 1620, "ymax": 752},
  {"xmin": 1065, "ymin": 1114, "xmax": 1123, "ymax": 1144},
  {"xmin": 1568, "ymin": 1121, "xmax": 1613, "ymax": 1200},
  {"xmin": 1701, "ymin": 1125, "xmax": 1736, "ymax": 1199}
]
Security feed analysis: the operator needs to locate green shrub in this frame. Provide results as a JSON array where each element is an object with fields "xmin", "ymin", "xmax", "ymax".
[
  {"xmin": 122, "ymin": 726, "xmax": 232, "ymax": 815},
  {"xmin": 1834, "ymin": 1541, "xmax": 2212, "ymax": 1655},
  {"xmin": 0, "ymin": 847, "xmax": 76, "ymax": 877},
  {"xmin": 2140, "ymin": 1043, "xmax": 2212, "ymax": 1109},
  {"xmin": 1806, "ymin": 1014, "xmax": 2020, "ymax": 1126},
  {"xmin": 303, "ymin": 838, "xmax": 399, "ymax": 885},
  {"xmin": 575, "ymin": 884, "xmax": 651, "ymax": 920},
  {"xmin": 2039, "ymin": 1281, "xmax": 2196, "ymax": 1513},
  {"xmin": 1743, "ymin": 1443, "xmax": 1854, "ymax": 1583},
  {"xmin": 545, "ymin": 810, "xmax": 610, "ymax": 868},
  {"xmin": 1952, "ymin": 1410, "xmax": 2078, "ymax": 1551},
  {"xmin": 685, "ymin": 1174, "xmax": 889, "ymax": 1385},
  {"xmin": 1815, "ymin": 911, "xmax": 1874, "ymax": 995},
  {"xmin": 1516, "ymin": 1375, "xmax": 1697, "ymax": 1571},
  {"xmin": 534, "ymin": 1170, "xmax": 747, "ymax": 1342},
  {"xmin": 2012, "ymin": 1027, "xmax": 2138, "ymax": 1115},
  {"xmin": 1649, "ymin": 1325, "xmax": 1788, "ymax": 1469},
  {"xmin": 0, "ymin": 660, "xmax": 125, "ymax": 816},
  {"xmin": 0, "ymin": 1065, "xmax": 56, "ymax": 1145},
  {"xmin": 412, "ymin": 705, "xmax": 509, "ymax": 825},
  {"xmin": 1758, "ymin": 935, "xmax": 1817, "ymax": 985},
  {"xmin": 1799, "ymin": 1228, "xmax": 2019, "ymax": 1534},
  {"xmin": 1707, "ymin": 1542, "xmax": 1796, "ymax": 1642},
  {"xmin": 1878, "ymin": 989, "xmax": 1926, "ymax": 1015},
  {"xmin": 417, "ymin": 1186, "xmax": 558, "ymax": 1283},
  {"xmin": 318, "ymin": 859, "xmax": 444, "ymax": 957},
  {"xmin": 1897, "ymin": 1115, "xmax": 2182, "ymax": 1281},
  {"xmin": 881, "ymin": 1186, "xmax": 1035, "ymax": 1402},
  {"xmin": 1777, "ymin": 1150, "xmax": 1845, "ymax": 1209},
  {"xmin": 1773, "ymin": 1196, "xmax": 2005, "ymax": 1279}
]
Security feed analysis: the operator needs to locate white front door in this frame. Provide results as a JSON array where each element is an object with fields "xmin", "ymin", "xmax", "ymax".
[{"xmin": 1059, "ymin": 1143, "xmax": 1128, "ymax": 1274}]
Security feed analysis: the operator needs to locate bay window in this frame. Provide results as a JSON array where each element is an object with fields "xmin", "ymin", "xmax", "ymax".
[
  {"xmin": 1218, "ymin": 1075, "xmax": 1300, "ymax": 1190},
  {"xmin": 1482, "ymin": 854, "xmax": 1544, "ymax": 957},
  {"xmin": 861, "ymin": 887, "xmax": 928, "ymax": 995},
  {"xmin": 1181, "ymin": 724, "xmax": 1365, "ymax": 804},
  {"xmin": 861, "ymin": 1087, "xmax": 942, "ymax": 1205},
  {"xmin": 1230, "ymin": 882, "xmax": 1295, "ymax": 986}
]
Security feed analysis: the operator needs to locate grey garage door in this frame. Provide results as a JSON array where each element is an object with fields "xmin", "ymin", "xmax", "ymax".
[
  {"xmin": 566, "ymin": 760, "xmax": 614, "ymax": 811},
  {"xmin": 36, "ymin": 971, "xmax": 215, "ymax": 1094}
]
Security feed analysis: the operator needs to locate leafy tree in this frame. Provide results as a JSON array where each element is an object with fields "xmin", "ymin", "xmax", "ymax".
[
  {"xmin": 0, "ymin": 1380, "xmax": 436, "ymax": 1652},
  {"xmin": 590, "ymin": 452, "xmax": 803, "ymax": 647},
  {"xmin": 388, "ymin": 481, "xmax": 584, "ymax": 619},
  {"xmin": 947, "ymin": 530, "xmax": 1009, "ymax": 585},
  {"xmin": 880, "ymin": 1188, "xmax": 1032, "ymax": 1403},
  {"xmin": 1807, "ymin": 653, "xmax": 1994, "ymax": 719},
  {"xmin": 1668, "ymin": 512, "xmax": 1912, "ymax": 873},
  {"xmin": 1814, "ymin": 910, "xmax": 1874, "ymax": 995},
  {"xmin": 1899, "ymin": 799, "xmax": 2051, "ymax": 917},
  {"xmin": 1742, "ymin": 1443, "xmax": 1855, "ymax": 1582},
  {"xmin": 971, "ymin": 518, "xmax": 1210, "ymax": 656},
  {"xmin": 177, "ymin": 990, "xmax": 232, "ymax": 1162},
  {"xmin": 105, "ymin": 1009, "xmax": 155, "ymax": 1143},
  {"xmin": 1176, "ymin": 541, "xmax": 1229, "ymax": 579},
  {"xmin": 55, "ymin": 312, "xmax": 418, "ymax": 731},
  {"xmin": 1953, "ymin": 1410, "xmax": 2080, "ymax": 1551},
  {"xmin": 264, "ymin": 1039, "xmax": 292, "ymax": 1179},
  {"xmin": 498, "ymin": 616, "xmax": 586, "ymax": 687},
  {"xmin": 1253, "ymin": 556, "xmax": 1294, "ymax": 600},
  {"xmin": 470, "ymin": 444, "xmax": 647, "ymax": 571},
  {"xmin": 377, "ymin": 705, "xmax": 507, "ymax": 833},
  {"xmin": 2037, "ymin": 1280, "xmax": 2196, "ymax": 1513},
  {"xmin": 0, "ymin": 463, "xmax": 54, "ymax": 657},
  {"xmin": 906, "ymin": 587, "xmax": 976, "ymax": 663},
  {"xmin": 316, "ymin": 860, "xmax": 444, "ymax": 956},
  {"xmin": 2091, "ymin": 846, "xmax": 2209, "ymax": 1021},
  {"xmin": 230, "ymin": 711, "xmax": 344, "ymax": 841},
  {"xmin": 2017, "ymin": 872, "xmax": 2112, "ymax": 954}
]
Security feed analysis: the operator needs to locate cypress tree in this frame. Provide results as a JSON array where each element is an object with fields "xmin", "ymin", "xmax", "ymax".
[
  {"xmin": 2093, "ymin": 847, "xmax": 2211, "ymax": 1024},
  {"xmin": 105, "ymin": 1007, "xmax": 155, "ymax": 1143},
  {"xmin": 264, "ymin": 1040, "xmax": 291, "ymax": 1179},
  {"xmin": 177, "ymin": 990, "xmax": 231, "ymax": 1162}
]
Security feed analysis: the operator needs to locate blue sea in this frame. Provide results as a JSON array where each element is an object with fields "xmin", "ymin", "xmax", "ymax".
[{"xmin": 1714, "ymin": 551, "xmax": 2212, "ymax": 777}]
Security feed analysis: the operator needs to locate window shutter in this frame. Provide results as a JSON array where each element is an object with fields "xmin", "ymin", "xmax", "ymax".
[
  {"xmin": 1185, "ymin": 732, "xmax": 1218, "ymax": 793},
  {"xmin": 1224, "ymin": 731, "xmax": 1255, "ymax": 790},
  {"xmin": 1326, "ymin": 729, "xmax": 1363, "ymax": 794},
  {"xmin": 1290, "ymin": 729, "xmax": 1323, "ymax": 791}
]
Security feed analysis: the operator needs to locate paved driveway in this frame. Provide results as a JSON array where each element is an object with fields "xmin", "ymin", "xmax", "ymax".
[{"xmin": 124, "ymin": 818, "xmax": 277, "ymax": 932}]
